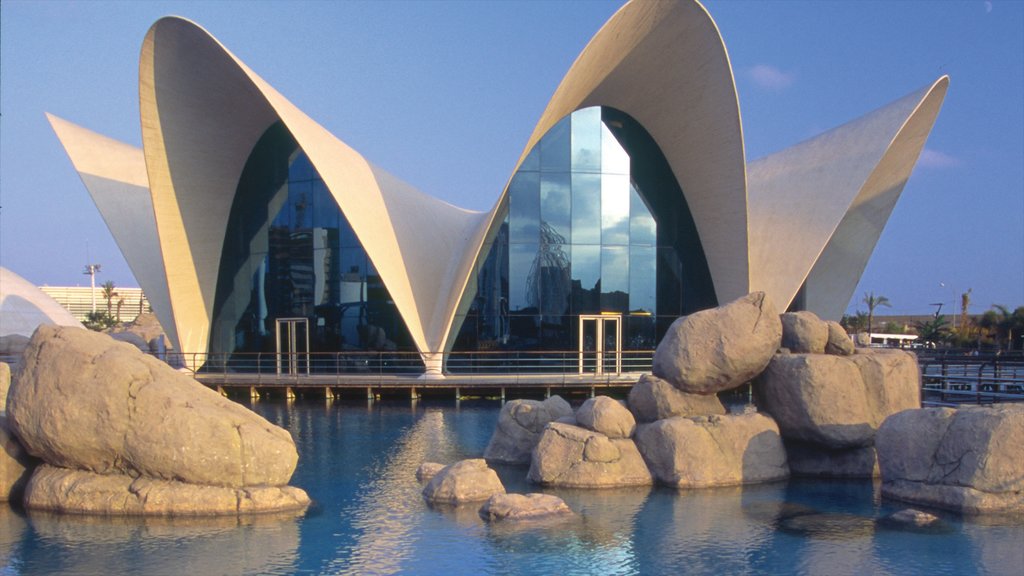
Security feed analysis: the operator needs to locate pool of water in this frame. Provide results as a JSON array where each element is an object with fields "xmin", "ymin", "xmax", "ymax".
[{"xmin": 2, "ymin": 399, "xmax": 1022, "ymax": 575}]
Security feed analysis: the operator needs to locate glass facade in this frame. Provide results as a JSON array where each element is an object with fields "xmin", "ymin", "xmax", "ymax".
[
  {"xmin": 208, "ymin": 122, "xmax": 417, "ymax": 367},
  {"xmin": 449, "ymin": 107, "xmax": 715, "ymax": 361}
]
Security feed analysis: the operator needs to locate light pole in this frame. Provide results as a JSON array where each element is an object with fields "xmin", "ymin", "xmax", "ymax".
[
  {"xmin": 940, "ymin": 282, "xmax": 956, "ymax": 330},
  {"xmin": 84, "ymin": 264, "xmax": 101, "ymax": 314}
]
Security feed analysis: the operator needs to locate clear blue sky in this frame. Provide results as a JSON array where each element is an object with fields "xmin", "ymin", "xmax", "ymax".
[{"xmin": 1, "ymin": 0, "xmax": 1021, "ymax": 316}]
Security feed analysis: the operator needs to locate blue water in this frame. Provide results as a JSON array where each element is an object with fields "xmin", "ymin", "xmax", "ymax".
[{"xmin": 2, "ymin": 399, "xmax": 1022, "ymax": 575}]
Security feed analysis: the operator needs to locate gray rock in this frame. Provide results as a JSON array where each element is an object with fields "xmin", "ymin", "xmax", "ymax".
[
  {"xmin": 478, "ymin": 493, "xmax": 573, "ymax": 522},
  {"xmin": 422, "ymin": 459, "xmax": 505, "ymax": 504},
  {"xmin": 876, "ymin": 405, "xmax": 1024, "ymax": 514},
  {"xmin": 483, "ymin": 396, "xmax": 573, "ymax": 464},
  {"xmin": 416, "ymin": 462, "xmax": 445, "ymax": 484},
  {"xmin": 634, "ymin": 413, "xmax": 789, "ymax": 488},
  {"xmin": 877, "ymin": 509, "xmax": 949, "ymax": 533},
  {"xmin": 23, "ymin": 465, "xmax": 309, "ymax": 516},
  {"xmin": 756, "ymin": 350, "xmax": 917, "ymax": 450},
  {"xmin": 1, "ymin": 415, "xmax": 35, "ymax": 502},
  {"xmin": 652, "ymin": 292, "xmax": 781, "ymax": 395},
  {"xmin": 0, "ymin": 362, "xmax": 10, "ymax": 412},
  {"xmin": 780, "ymin": 311, "xmax": 829, "ymax": 354},
  {"xmin": 8, "ymin": 325, "xmax": 299, "ymax": 489},
  {"xmin": 627, "ymin": 374, "xmax": 726, "ymax": 423},
  {"xmin": 783, "ymin": 439, "xmax": 878, "ymax": 478},
  {"xmin": 825, "ymin": 321, "xmax": 855, "ymax": 355},
  {"xmin": 527, "ymin": 423, "xmax": 652, "ymax": 488},
  {"xmin": 576, "ymin": 396, "xmax": 635, "ymax": 439}
]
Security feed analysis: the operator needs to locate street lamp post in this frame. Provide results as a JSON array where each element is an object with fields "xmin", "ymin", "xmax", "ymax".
[
  {"xmin": 940, "ymin": 282, "xmax": 956, "ymax": 330},
  {"xmin": 84, "ymin": 264, "xmax": 101, "ymax": 314}
]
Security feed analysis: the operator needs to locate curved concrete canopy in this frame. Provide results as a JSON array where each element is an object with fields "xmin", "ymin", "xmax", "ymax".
[
  {"xmin": 140, "ymin": 16, "xmax": 488, "ymax": 367},
  {"xmin": 480, "ymin": 0, "xmax": 748, "ymax": 304},
  {"xmin": 747, "ymin": 78, "xmax": 949, "ymax": 314},
  {"xmin": 46, "ymin": 114, "xmax": 179, "ymax": 349},
  {"xmin": 803, "ymin": 77, "xmax": 950, "ymax": 319}
]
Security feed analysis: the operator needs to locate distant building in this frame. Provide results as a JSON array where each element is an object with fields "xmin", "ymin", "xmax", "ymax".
[
  {"xmin": 38, "ymin": 286, "xmax": 151, "ymax": 323},
  {"xmin": 49, "ymin": 0, "xmax": 947, "ymax": 375}
]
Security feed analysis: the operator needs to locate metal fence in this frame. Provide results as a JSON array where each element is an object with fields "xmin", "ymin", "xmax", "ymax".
[{"xmin": 917, "ymin": 351, "xmax": 1024, "ymax": 406}]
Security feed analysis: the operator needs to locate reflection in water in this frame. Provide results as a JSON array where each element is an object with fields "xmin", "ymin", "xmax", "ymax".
[
  {"xmin": 329, "ymin": 409, "xmax": 467, "ymax": 575},
  {"xmin": 20, "ymin": 509, "xmax": 302, "ymax": 575},
  {"xmin": 2, "ymin": 402, "xmax": 1023, "ymax": 576}
]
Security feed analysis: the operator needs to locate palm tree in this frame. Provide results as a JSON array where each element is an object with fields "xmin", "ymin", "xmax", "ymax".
[
  {"xmin": 915, "ymin": 315, "xmax": 950, "ymax": 346},
  {"xmin": 101, "ymin": 280, "xmax": 118, "ymax": 319},
  {"xmin": 862, "ymin": 292, "xmax": 891, "ymax": 336}
]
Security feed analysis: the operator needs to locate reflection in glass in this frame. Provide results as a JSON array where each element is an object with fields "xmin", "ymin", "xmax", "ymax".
[
  {"xmin": 601, "ymin": 123, "xmax": 629, "ymax": 175},
  {"xmin": 630, "ymin": 184, "xmax": 656, "ymax": 245},
  {"xmin": 601, "ymin": 246, "xmax": 629, "ymax": 312},
  {"xmin": 540, "ymin": 173, "xmax": 571, "ymax": 243},
  {"xmin": 602, "ymin": 173, "xmax": 630, "ymax": 245},
  {"xmin": 630, "ymin": 246, "xmax": 656, "ymax": 314},
  {"xmin": 571, "ymin": 107, "xmax": 602, "ymax": 172},
  {"xmin": 509, "ymin": 243, "xmax": 539, "ymax": 313},
  {"xmin": 540, "ymin": 116, "xmax": 570, "ymax": 172},
  {"xmin": 508, "ymin": 172, "xmax": 540, "ymax": 244},
  {"xmin": 572, "ymin": 245, "xmax": 601, "ymax": 315},
  {"xmin": 571, "ymin": 173, "xmax": 601, "ymax": 245}
]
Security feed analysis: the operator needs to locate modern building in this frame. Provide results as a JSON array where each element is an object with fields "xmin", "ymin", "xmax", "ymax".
[{"xmin": 48, "ymin": 0, "xmax": 947, "ymax": 376}]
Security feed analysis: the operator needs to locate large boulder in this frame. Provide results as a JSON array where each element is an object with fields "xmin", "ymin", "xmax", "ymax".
[
  {"xmin": 756, "ymin": 350, "xmax": 919, "ymax": 449},
  {"xmin": 780, "ymin": 311, "xmax": 829, "ymax": 354},
  {"xmin": 23, "ymin": 465, "xmax": 309, "ymax": 516},
  {"xmin": 0, "ymin": 362, "xmax": 10, "ymax": 412},
  {"xmin": 652, "ymin": 292, "xmax": 781, "ymax": 395},
  {"xmin": 1, "ymin": 416, "xmax": 35, "ymax": 502},
  {"xmin": 627, "ymin": 374, "xmax": 726, "ymax": 423},
  {"xmin": 478, "ymin": 493, "xmax": 573, "ymax": 522},
  {"xmin": 825, "ymin": 321, "xmax": 855, "ymax": 356},
  {"xmin": 576, "ymin": 396, "xmax": 635, "ymax": 439},
  {"xmin": 8, "ymin": 325, "xmax": 299, "ymax": 489},
  {"xmin": 876, "ymin": 405, "xmax": 1024, "ymax": 514},
  {"xmin": 635, "ymin": 414, "xmax": 788, "ymax": 488},
  {"xmin": 483, "ymin": 396, "xmax": 573, "ymax": 464},
  {"xmin": 527, "ymin": 423, "xmax": 652, "ymax": 488},
  {"xmin": 422, "ymin": 459, "xmax": 505, "ymax": 504}
]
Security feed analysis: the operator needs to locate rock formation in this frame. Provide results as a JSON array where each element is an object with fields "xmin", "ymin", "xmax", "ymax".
[
  {"xmin": 421, "ymin": 459, "xmax": 505, "ymax": 504},
  {"xmin": 483, "ymin": 396, "xmax": 573, "ymax": 464},
  {"xmin": 875, "ymin": 405, "xmax": 1024, "ymax": 514},
  {"xmin": 527, "ymin": 422, "xmax": 652, "ymax": 488},
  {"xmin": 6, "ymin": 325, "xmax": 308, "ymax": 515},
  {"xmin": 415, "ymin": 462, "xmax": 445, "ymax": 484},
  {"xmin": 780, "ymin": 311, "xmax": 829, "ymax": 354},
  {"xmin": 0, "ymin": 362, "xmax": 10, "ymax": 412},
  {"xmin": 825, "ymin": 321, "xmax": 855, "ymax": 355},
  {"xmin": 478, "ymin": 493, "xmax": 573, "ymax": 522},
  {"xmin": 757, "ymin": 347, "xmax": 919, "ymax": 478},
  {"xmin": 575, "ymin": 396, "xmax": 635, "ymax": 439},
  {"xmin": 634, "ymin": 413, "xmax": 788, "ymax": 488},
  {"xmin": 652, "ymin": 292, "xmax": 781, "ymax": 395},
  {"xmin": 627, "ymin": 374, "xmax": 725, "ymax": 423},
  {"xmin": 1, "ymin": 416, "xmax": 34, "ymax": 502}
]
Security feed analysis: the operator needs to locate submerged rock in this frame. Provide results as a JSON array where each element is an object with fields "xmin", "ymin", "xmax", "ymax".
[
  {"xmin": 652, "ymin": 292, "xmax": 781, "ymax": 395},
  {"xmin": 527, "ymin": 423, "xmax": 652, "ymax": 488},
  {"xmin": 635, "ymin": 413, "xmax": 789, "ymax": 488},
  {"xmin": 627, "ymin": 374, "xmax": 726, "ymax": 423},
  {"xmin": 422, "ymin": 459, "xmax": 505, "ymax": 504},
  {"xmin": 876, "ymin": 405, "xmax": 1024, "ymax": 514},
  {"xmin": 478, "ymin": 493, "xmax": 573, "ymax": 522},
  {"xmin": 876, "ymin": 508, "xmax": 951, "ymax": 533},
  {"xmin": 483, "ymin": 396, "xmax": 573, "ymax": 465},
  {"xmin": 416, "ymin": 462, "xmax": 446, "ymax": 484},
  {"xmin": 24, "ymin": 465, "xmax": 309, "ymax": 516}
]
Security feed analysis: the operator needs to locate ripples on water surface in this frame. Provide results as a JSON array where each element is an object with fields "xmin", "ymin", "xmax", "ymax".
[{"xmin": 2, "ymin": 399, "xmax": 1022, "ymax": 575}]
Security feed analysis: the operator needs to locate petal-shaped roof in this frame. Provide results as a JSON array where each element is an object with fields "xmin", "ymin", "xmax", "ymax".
[
  {"xmin": 748, "ymin": 77, "xmax": 949, "ymax": 314},
  {"xmin": 139, "ymin": 16, "xmax": 489, "ymax": 367},
  {"xmin": 0, "ymin": 267, "xmax": 83, "ymax": 337},
  {"xmin": 46, "ymin": 115, "xmax": 179, "ymax": 349}
]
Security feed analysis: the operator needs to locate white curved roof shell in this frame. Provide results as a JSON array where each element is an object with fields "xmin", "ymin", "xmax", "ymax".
[
  {"xmin": 0, "ymin": 268, "xmax": 83, "ymax": 337},
  {"xmin": 47, "ymin": 0, "xmax": 948, "ymax": 366}
]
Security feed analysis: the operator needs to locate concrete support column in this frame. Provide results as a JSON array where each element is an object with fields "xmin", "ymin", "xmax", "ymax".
[{"xmin": 419, "ymin": 351, "xmax": 445, "ymax": 380}]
